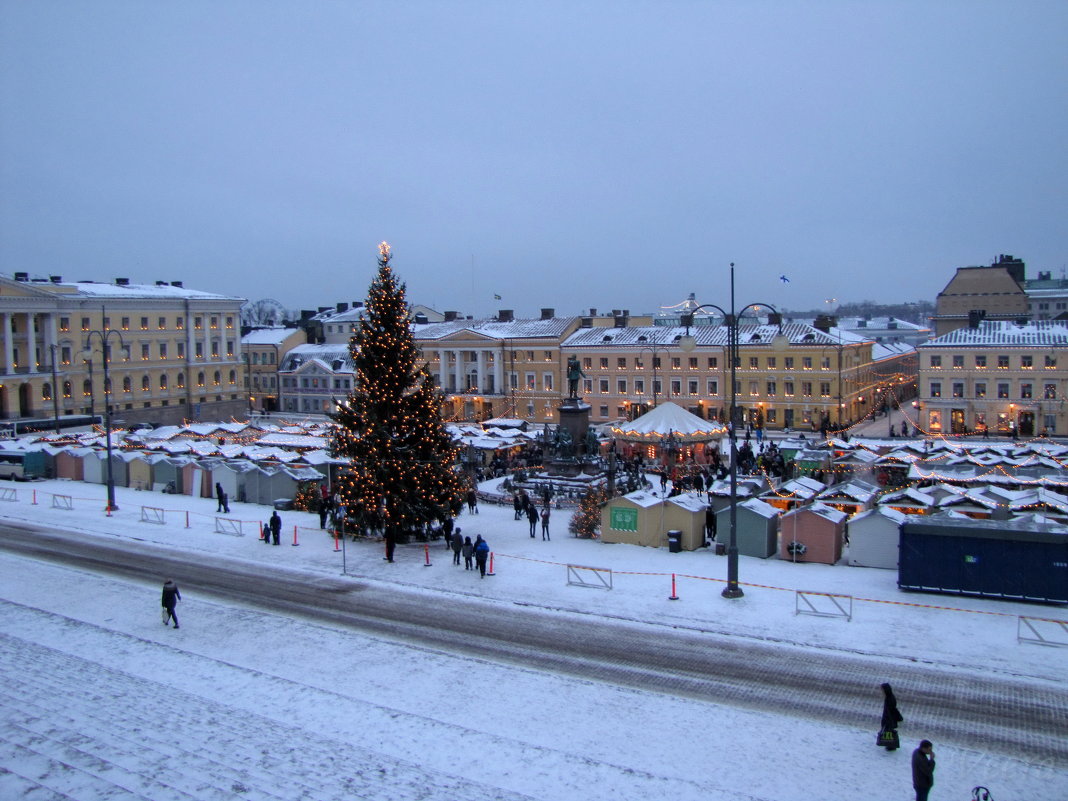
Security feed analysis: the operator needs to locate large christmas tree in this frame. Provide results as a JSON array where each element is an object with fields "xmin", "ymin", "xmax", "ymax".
[{"xmin": 329, "ymin": 243, "xmax": 465, "ymax": 550}]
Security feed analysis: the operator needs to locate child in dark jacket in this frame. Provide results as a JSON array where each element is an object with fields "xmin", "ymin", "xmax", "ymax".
[{"xmin": 461, "ymin": 536, "xmax": 474, "ymax": 570}]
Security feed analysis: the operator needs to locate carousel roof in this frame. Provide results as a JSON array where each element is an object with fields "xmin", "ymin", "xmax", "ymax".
[{"xmin": 609, "ymin": 401, "xmax": 726, "ymax": 442}]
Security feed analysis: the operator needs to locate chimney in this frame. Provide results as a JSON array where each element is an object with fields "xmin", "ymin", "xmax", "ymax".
[
  {"xmin": 611, "ymin": 309, "xmax": 622, "ymax": 317},
  {"xmin": 813, "ymin": 314, "xmax": 836, "ymax": 333},
  {"xmin": 336, "ymin": 303, "xmax": 348, "ymax": 313},
  {"xmin": 540, "ymin": 308, "xmax": 554, "ymax": 319},
  {"xmin": 498, "ymin": 309, "xmax": 514, "ymax": 322},
  {"xmin": 589, "ymin": 308, "xmax": 597, "ymax": 316},
  {"xmin": 413, "ymin": 313, "xmax": 428, "ymax": 325},
  {"xmin": 967, "ymin": 309, "xmax": 986, "ymax": 329},
  {"xmin": 444, "ymin": 310, "xmax": 458, "ymax": 322},
  {"xmin": 300, "ymin": 310, "xmax": 315, "ymax": 322},
  {"xmin": 14, "ymin": 272, "xmax": 28, "ymax": 281},
  {"xmin": 580, "ymin": 317, "xmax": 593, "ymax": 328},
  {"xmin": 614, "ymin": 313, "xmax": 628, "ymax": 328},
  {"xmin": 155, "ymin": 280, "xmax": 168, "ymax": 286},
  {"xmin": 115, "ymin": 278, "xmax": 129, "ymax": 286},
  {"xmin": 171, "ymin": 281, "xmax": 183, "ymax": 288},
  {"xmin": 50, "ymin": 275, "xmax": 63, "ymax": 284}
]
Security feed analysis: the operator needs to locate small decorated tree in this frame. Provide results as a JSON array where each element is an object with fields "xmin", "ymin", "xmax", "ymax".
[{"xmin": 569, "ymin": 484, "xmax": 609, "ymax": 538}]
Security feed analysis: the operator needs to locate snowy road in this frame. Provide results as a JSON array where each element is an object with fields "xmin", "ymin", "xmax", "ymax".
[{"xmin": 2, "ymin": 519, "xmax": 1066, "ymax": 773}]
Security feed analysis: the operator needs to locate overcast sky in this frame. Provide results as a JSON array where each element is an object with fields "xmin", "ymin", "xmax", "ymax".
[{"xmin": 2, "ymin": 2, "xmax": 1066, "ymax": 318}]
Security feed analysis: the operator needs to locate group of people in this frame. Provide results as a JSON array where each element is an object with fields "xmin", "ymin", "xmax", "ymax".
[
  {"xmin": 511, "ymin": 491, "xmax": 551, "ymax": 540},
  {"xmin": 880, "ymin": 683, "xmax": 937, "ymax": 801},
  {"xmin": 261, "ymin": 510, "xmax": 282, "ymax": 545},
  {"xmin": 445, "ymin": 528, "xmax": 491, "ymax": 576}
]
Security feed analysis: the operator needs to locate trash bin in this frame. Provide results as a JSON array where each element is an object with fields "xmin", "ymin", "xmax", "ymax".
[
  {"xmin": 273, "ymin": 498, "xmax": 294, "ymax": 511},
  {"xmin": 667, "ymin": 529, "xmax": 682, "ymax": 553},
  {"xmin": 715, "ymin": 542, "xmax": 726, "ymax": 556}
]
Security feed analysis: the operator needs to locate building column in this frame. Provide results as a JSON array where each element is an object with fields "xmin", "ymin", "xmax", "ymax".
[
  {"xmin": 493, "ymin": 349, "xmax": 503, "ymax": 396},
  {"xmin": 453, "ymin": 349, "xmax": 463, "ymax": 393},
  {"xmin": 1, "ymin": 313, "xmax": 12, "ymax": 376},
  {"xmin": 476, "ymin": 350, "xmax": 486, "ymax": 392}
]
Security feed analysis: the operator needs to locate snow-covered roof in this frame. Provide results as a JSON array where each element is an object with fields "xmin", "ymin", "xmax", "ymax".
[
  {"xmin": 610, "ymin": 401, "xmax": 725, "ymax": 441},
  {"xmin": 920, "ymin": 319, "xmax": 1068, "ymax": 347},
  {"xmin": 242, "ymin": 327, "xmax": 304, "ymax": 346},
  {"xmin": 413, "ymin": 316, "xmax": 579, "ymax": 341}
]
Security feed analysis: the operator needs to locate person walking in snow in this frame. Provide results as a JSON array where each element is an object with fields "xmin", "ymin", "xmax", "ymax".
[
  {"xmin": 220, "ymin": 491, "xmax": 230, "ymax": 515},
  {"xmin": 269, "ymin": 511, "xmax": 282, "ymax": 546},
  {"xmin": 215, "ymin": 482, "xmax": 225, "ymax": 512},
  {"xmin": 526, "ymin": 502, "xmax": 538, "ymax": 538},
  {"xmin": 474, "ymin": 535, "xmax": 490, "ymax": 577},
  {"xmin": 512, "ymin": 493, "xmax": 523, "ymax": 520},
  {"xmin": 540, "ymin": 506, "xmax": 551, "ymax": 541},
  {"xmin": 461, "ymin": 536, "xmax": 474, "ymax": 570},
  {"xmin": 161, "ymin": 579, "xmax": 181, "ymax": 628},
  {"xmin": 451, "ymin": 527, "xmax": 463, "ymax": 565},
  {"xmin": 911, "ymin": 740, "xmax": 936, "ymax": 801},
  {"xmin": 879, "ymin": 682, "xmax": 903, "ymax": 751},
  {"xmin": 466, "ymin": 487, "xmax": 479, "ymax": 514}
]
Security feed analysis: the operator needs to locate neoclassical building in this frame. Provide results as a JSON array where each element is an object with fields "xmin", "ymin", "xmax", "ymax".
[
  {"xmin": 0, "ymin": 273, "xmax": 246, "ymax": 426},
  {"xmin": 916, "ymin": 319, "xmax": 1068, "ymax": 436}
]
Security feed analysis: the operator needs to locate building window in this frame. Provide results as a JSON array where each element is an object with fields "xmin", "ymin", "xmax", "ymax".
[
  {"xmin": 1044, "ymin": 384, "xmax": 1056, "ymax": 400},
  {"xmin": 526, "ymin": 373, "xmax": 535, "ymax": 390},
  {"xmin": 140, "ymin": 317, "xmax": 149, "ymax": 330},
  {"xmin": 802, "ymin": 381, "xmax": 812, "ymax": 397},
  {"xmin": 997, "ymin": 355, "xmax": 1009, "ymax": 369},
  {"xmin": 41, "ymin": 383, "xmax": 52, "ymax": 401},
  {"xmin": 599, "ymin": 405, "xmax": 609, "ymax": 418},
  {"xmin": 229, "ymin": 370, "xmax": 236, "ymax": 386},
  {"xmin": 197, "ymin": 372, "xmax": 205, "ymax": 388},
  {"xmin": 802, "ymin": 357, "xmax": 812, "ymax": 370},
  {"xmin": 177, "ymin": 373, "xmax": 185, "ymax": 389},
  {"xmin": 582, "ymin": 357, "xmax": 592, "ymax": 369},
  {"xmin": 929, "ymin": 355, "xmax": 942, "ymax": 368},
  {"xmin": 784, "ymin": 357, "xmax": 794, "ymax": 369},
  {"xmin": 820, "ymin": 357, "xmax": 831, "ymax": 370},
  {"xmin": 708, "ymin": 357, "xmax": 718, "ymax": 369},
  {"xmin": 599, "ymin": 357, "xmax": 609, "ymax": 369},
  {"xmin": 226, "ymin": 340, "xmax": 234, "ymax": 357},
  {"xmin": 952, "ymin": 355, "xmax": 964, "ymax": 369},
  {"xmin": 784, "ymin": 381, "xmax": 794, "ymax": 397},
  {"xmin": 176, "ymin": 317, "xmax": 184, "ymax": 330},
  {"xmin": 1021, "ymin": 383, "xmax": 1032, "ymax": 399},
  {"xmin": 1045, "ymin": 355, "xmax": 1057, "ymax": 369},
  {"xmin": 81, "ymin": 317, "xmax": 90, "ymax": 331},
  {"xmin": 63, "ymin": 380, "xmax": 72, "ymax": 398},
  {"xmin": 1021, "ymin": 355, "xmax": 1033, "ymax": 369},
  {"xmin": 976, "ymin": 382, "xmax": 986, "ymax": 398},
  {"xmin": 930, "ymin": 382, "xmax": 941, "ymax": 398},
  {"xmin": 141, "ymin": 376, "xmax": 150, "ymax": 392},
  {"xmin": 599, "ymin": 379, "xmax": 610, "ymax": 394},
  {"xmin": 671, "ymin": 379, "xmax": 682, "ymax": 396},
  {"xmin": 543, "ymin": 373, "xmax": 553, "ymax": 391},
  {"xmin": 59, "ymin": 317, "xmax": 70, "ymax": 332},
  {"xmin": 617, "ymin": 379, "xmax": 627, "ymax": 394},
  {"xmin": 158, "ymin": 317, "xmax": 166, "ymax": 330},
  {"xmin": 121, "ymin": 317, "xmax": 130, "ymax": 331},
  {"xmin": 617, "ymin": 357, "xmax": 627, "ymax": 369},
  {"xmin": 225, "ymin": 316, "xmax": 234, "ymax": 329},
  {"xmin": 61, "ymin": 346, "xmax": 71, "ymax": 365},
  {"xmin": 160, "ymin": 375, "xmax": 168, "ymax": 390},
  {"xmin": 749, "ymin": 357, "xmax": 759, "ymax": 369},
  {"xmin": 141, "ymin": 344, "xmax": 150, "ymax": 361},
  {"xmin": 748, "ymin": 381, "xmax": 758, "ymax": 397},
  {"xmin": 997, "ymin": 383, "xmax": 1009, "ymax": 399},
  {"xmin": 707, "ymin": 379, "xmax": 718, "ymax": 395},
  {"xmin": 975, "ymin": 355, "xmax": 987, "ymax": 368},
  {"xmin": 195, "ymin": 343, "xmax": 203, "ymax": 359},
  {"xmin": 634, "ymin": 378, "xmax": 645, "ymax": 394},
  {"xmin": 583, "ymin": 378, "xmax": 593, "ymax": 394},
  {"xmin": 210, "ymin": 316, "xmax": 218, "ymax": 330},
  {"xmin": 671, "ymin": 357, "xmax": 681, "ymax": 369},
  {"xmin": 952, "ymin": 383, "xmax": 964, "ymax": 398},
  {"xmin": 177, "ymin": 342, "xmax": 185, "ymax": 358},
  {"xmin": 194, "ymin": 317, "xmax": 202, "ymax": 331},
  {"xmin": 819, "ymin": 382, "xmax": 831, "ymax": 397},
  {"xmin": 766, "ymin": 381, "xmax": 777, "ymax": 396},
  {"xmin": 766, "ymin": 357, "xmax": 776, "ymax": 369},
  {"xmin": 122, "ymin": 376, "xmax": 131, "ymax": 394},
  {"xmin": 688, "ymin": 357, "xmax": 698, "ymax": 369},
  {"xmin": 688, "ymin": 379, "xmax": 698, "ymax": 395}
]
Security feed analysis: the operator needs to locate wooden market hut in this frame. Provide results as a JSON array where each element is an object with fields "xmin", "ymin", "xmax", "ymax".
[
  {"xmin": 662, "ymin": 493, "xmax": 709, "ymax": 551},
  {"xmin": 715, "ymin": 497, "xmax": 781, "ymax": 558},
  {"xmin": 846, "ymin": 506, "xmax": 906, "ymax": 569},
  {"xmin": 778, "ymin": 502, "xmax": 848, "ymax": 565}
]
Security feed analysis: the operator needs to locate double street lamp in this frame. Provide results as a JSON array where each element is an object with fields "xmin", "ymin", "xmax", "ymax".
[
  {"xmin": 679, "ymin": 263, "xmax": 781, "ymax": 600},
  {"xmin": 83, "ymin": 321, "xmax": 129, "ymax": 512}
]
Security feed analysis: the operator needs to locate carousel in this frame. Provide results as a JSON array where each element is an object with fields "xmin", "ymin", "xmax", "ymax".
[{"xmin": 609, "ymin": 401, "xmax": 727, "ymax": 466}]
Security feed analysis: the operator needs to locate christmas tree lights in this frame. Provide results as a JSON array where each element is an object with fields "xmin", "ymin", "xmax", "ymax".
[{"xmin": 328, "ymin": 243, "xmax": 467, "ymax": 547}]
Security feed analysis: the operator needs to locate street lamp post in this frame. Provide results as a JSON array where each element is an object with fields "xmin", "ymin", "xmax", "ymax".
[
  {"xmin": 680, "ymin": 263, "xmax": 781, "ymax": 600},
  {"xmin": 83, "ymin": 320, "xmax": 129, "ymax": 512},
  {"xmin": 48, "ymin": 344, "xmax": 61, "ymax": 434},
  {"xmin": 638, "ymin": 335, "xmax": 663, "ymax": 411}
]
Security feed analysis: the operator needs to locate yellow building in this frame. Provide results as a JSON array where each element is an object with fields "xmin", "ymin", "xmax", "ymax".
[
  {"xmin": 562, "ymin": 320, "xmax": 896, "ymax": 431},
  {"xmin": 0, "ymin": 273, "xmax": 246, "ymax": 427},
  {"xmin": 242, "ymin": 327, "xmax": 308, "ymax": 413},
  {"xmin": 916, "ymin": 319, "xmax": 1068, "ymax": 436}
]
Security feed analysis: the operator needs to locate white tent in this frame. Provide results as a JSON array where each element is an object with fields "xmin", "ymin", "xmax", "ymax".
[{"xmin": 609, "ymin": 402, "xmax": 725, "ymax": 443}]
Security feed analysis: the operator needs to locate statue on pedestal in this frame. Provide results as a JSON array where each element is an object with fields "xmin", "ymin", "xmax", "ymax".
[{"xmin": 566, "ymin": 355, "xmax": 586, "ymax": 399}]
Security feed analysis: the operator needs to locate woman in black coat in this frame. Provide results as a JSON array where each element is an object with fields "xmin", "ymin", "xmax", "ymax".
[{"xmin": 880, "ymin": 682, "xmax": 903, "ymax": 750}]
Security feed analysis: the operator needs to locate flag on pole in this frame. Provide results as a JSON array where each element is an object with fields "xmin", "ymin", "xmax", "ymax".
[
  {"xmin": 779, "ymin": 275, "xmax": 790, "ymax": 283},
  {"xmin": 493, "ymin": 293, "xmax": 502, "ymax": 300}
]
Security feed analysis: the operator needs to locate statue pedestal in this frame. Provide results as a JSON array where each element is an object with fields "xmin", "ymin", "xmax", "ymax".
[{"xmin": 558, "ymin": 398, "xmax": 591, "ymax": 453}]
